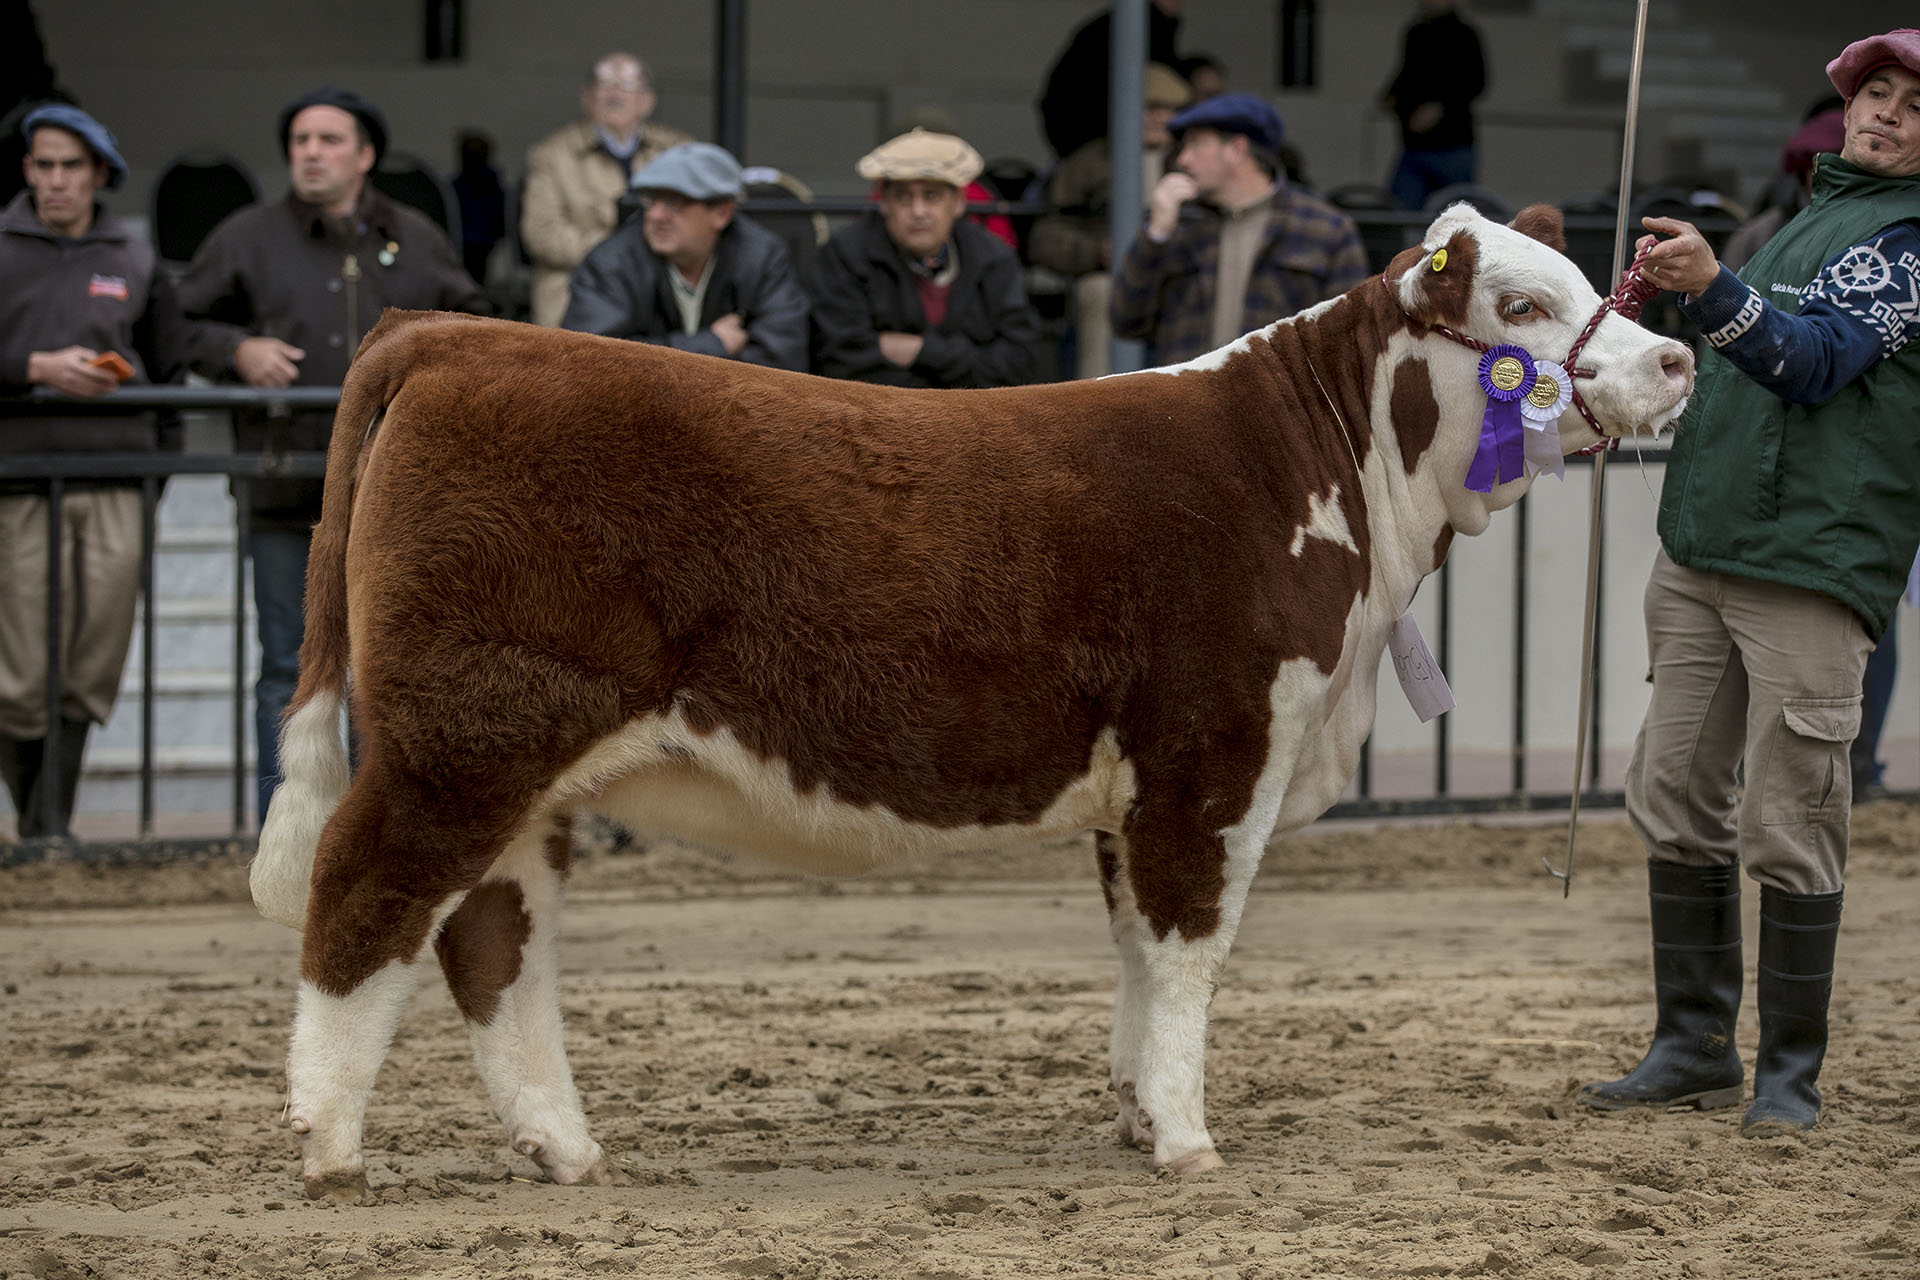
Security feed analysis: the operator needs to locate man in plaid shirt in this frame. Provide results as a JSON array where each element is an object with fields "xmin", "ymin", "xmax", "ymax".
[{"xmin": 1111, "ymin": 94, "xmax": 1369, "ymax": 366}]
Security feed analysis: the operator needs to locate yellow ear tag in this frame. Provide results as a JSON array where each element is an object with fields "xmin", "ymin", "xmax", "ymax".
[{"xmin": 1431, "ymin": 248, "xmax": 1448, "ymax": 272}]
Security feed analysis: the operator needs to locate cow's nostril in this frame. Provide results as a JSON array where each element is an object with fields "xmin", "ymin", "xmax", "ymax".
[{"xmin": 1661, "ymin": 351, "xmax": 1692, "ymax": 385}]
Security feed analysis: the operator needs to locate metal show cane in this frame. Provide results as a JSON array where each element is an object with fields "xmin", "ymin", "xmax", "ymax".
[{"xmin": 1548, "ymin": 0, "xmax": 1652, "ymax": 898}]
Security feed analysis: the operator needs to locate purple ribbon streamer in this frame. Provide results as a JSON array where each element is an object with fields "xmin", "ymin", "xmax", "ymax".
[
  {"xmin": 1467, "ymin": 345, "xmax": 1534, "ymax": 493},
  {"xmin": 1466, "ymin": 398, "xmax": 1528, "ymax": 492}
]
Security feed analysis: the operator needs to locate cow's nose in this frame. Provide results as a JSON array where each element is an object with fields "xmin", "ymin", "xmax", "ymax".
[{"xmin": 1660, "ymin": 346, "xmax": 1693, "ymax": 389}]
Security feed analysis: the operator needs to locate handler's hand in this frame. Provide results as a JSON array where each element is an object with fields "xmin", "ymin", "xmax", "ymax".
[
  {"xmin": 878, "ymin": 331, "xmax": 924, "ymax": 368},
  {"xmin": 1636, "ymin": 216, "xmax": 1720, "ymax": 298},
  {"xmin": 711, "ymin": 312, "xmax": 748, "ymax": 357},
  {"xmin": 26, "ymin": 346, "xmax": 118, "ymax": 398},
  {"xmin": 233, "ymin": 336, "xmax": 305, "ymax": 389},
  {"xmin": 1146, "ymin": 171, "xmax": 1198, "ymax": 241}
]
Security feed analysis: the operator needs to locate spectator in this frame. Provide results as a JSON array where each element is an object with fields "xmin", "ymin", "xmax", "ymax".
[
  {"xmin": 1029, "ymin": 62, "xmax": 1193, "ymax": 379},
  {"xmin": 1577, "ymin": 30, "xmax": 1920, "ymax": 1140},
  {"xmin": 1722, "ymin": 102, "xmax": 1844, "ymax": 272},
  {"xmin": 1037, "ymin": 0, "xmax": 1184, "ymax": 161},
  {"xmin": 1110, "ymin": 93, "xmax": 1369, "ymax": 367},
  {"xmin": 562, "ymin": 143, "xmax": 809, "ymax": 371},
  {"xmin": 0, "ymin": 106, "xmax": 218, "ymax": 837},
  {"xmin": 810, "ymin": 129, "xmax": 1040, "ymax": 389},
  {"xmin": 893, "ymin": 105, "xmax": 1017, "ymax": 250},
  {"xmin": 450, "ymin": 128, "xmax": 507, "ymax": 287},
  {"xmin": 522, "ymin": 52, "xmax": 692, "ymax": 327},
  {"xmin": 176, "ymin": 85, "xmax": 488, "ymax": 827},
  {"xmin": 1380, "ymin": 0, "xmax": 1487, "ymax": 211},
  {"xmin": 1176, "ymin": 53, "xmax": 1227, "ymax": 102}
]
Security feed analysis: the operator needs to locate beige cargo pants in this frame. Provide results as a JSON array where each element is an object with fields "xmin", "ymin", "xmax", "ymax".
[{"xmin": 1625, "ymin": 548, "xmax": 1872, "ymax": 895}]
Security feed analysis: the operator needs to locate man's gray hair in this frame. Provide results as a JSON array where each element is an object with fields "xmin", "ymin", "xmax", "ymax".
[{"xmin": 589, "ymin": 52, "xmax": 652, "ymax": 89}]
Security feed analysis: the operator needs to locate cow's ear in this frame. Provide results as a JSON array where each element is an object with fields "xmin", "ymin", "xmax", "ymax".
[
  {"xmin": 1508, "ymin": 204, "xmax": 1566, "ymax": 253},
  {"xmin": 1393, "ymin": 229, "xmax": 1478, "ymax": 330}
]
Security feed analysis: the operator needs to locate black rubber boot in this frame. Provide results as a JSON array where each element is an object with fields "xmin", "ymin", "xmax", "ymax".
[
  {"xmin": 19, "ymin": 719, "xmax": 89, "ymax": 840},
  {"xmin": 1, "ymin": 735, "xmax": 47, "ymax": 837},
  {"xmin": 1741, "ymin": 885, "xmax": 1843, "ymax": 1138},
  {"xmin": 1577, "ymin": 860, "xmax": 1745, "ymax": 1112}
]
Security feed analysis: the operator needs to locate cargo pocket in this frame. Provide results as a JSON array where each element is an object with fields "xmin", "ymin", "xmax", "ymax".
[{"xmin": 1760, "ymin": 696, "xmax": 1862, "ymax": 825}]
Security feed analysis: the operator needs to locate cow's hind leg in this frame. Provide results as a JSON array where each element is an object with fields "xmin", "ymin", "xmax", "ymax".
[
  {"xmin": 435, "ymin": 813, "xmax": 625, "ymax": 1187},
  {"xmin": 1098, "ymin": 832, "xmax": 1154, "ymax": 1152},
  {"xmin": 1111, "ymin": 818, "xmax": 1266, "ymax": 1175},
  {"xmin": 287, "ymin": 779, "xmax": 483, "ymax": 1202}
]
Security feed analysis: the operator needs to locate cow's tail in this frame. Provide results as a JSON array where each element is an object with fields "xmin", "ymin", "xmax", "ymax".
[{"xmin": 250, "ymin": 311, "xmax": 422, "ymax": 929}]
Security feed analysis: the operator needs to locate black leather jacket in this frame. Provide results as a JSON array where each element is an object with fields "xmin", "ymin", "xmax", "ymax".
[{"xmin": 561, "ymin": 213, "xmax": 809, "ymax": 373}]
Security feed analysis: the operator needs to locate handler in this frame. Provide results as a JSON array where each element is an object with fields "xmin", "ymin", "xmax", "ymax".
[{"xmin": 1579, "ymin": 29, "xmax": 1920, "ymax": 1138}]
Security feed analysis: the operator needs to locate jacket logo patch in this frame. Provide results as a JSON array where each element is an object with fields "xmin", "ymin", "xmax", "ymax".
[{"xmin": 88, "ymin": 274, "xmax": 129, "ymax": 301}]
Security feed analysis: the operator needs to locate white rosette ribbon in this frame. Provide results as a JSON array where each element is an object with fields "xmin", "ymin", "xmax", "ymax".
[{"xmin": 1521, "ymin": 359, "xmax": 1572, "ymax": 479}]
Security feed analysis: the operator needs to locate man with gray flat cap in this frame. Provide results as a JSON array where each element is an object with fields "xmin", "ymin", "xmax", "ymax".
[
  {"xmin": 1580, "ymin": 28, "xmax": 1920, "ymax": 1140},
  {"xmin": 562, "ymin": 142, "xmax": 808, "ymax": 371}
]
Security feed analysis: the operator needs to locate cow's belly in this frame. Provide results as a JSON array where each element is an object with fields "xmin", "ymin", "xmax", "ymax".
[{"xmin": 544, "ymin": 712, "xmax": 1137, "ymax": 877}]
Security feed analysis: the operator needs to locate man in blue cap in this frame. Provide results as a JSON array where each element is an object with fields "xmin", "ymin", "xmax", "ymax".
[
  {"xmin": 561, "ymin": 142, "xmax": 808, "ymax": 370},
  {"xmin": 0, "ymin": 105, "xmax": 222, "ymax": 837},
  {"xmin": 1110, "ymin": 92, "xmax": 1367, "ymax": 367}
]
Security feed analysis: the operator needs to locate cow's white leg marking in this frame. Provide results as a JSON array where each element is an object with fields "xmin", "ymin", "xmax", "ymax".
[
  {"xmin": 460, "ymin": 828, "xmax": 623, "ymax": 1186},
  {"xmin": 286, "ymin": 956, "xmax": 427, "ymax": 1201},
  {"xmin": 1130, "ymin": 837, "xmax": 1264, "ymax": 1175},
  {"xmin": 1099, "ymin": 834, "xmax": 1154, "ymax": 1150}
]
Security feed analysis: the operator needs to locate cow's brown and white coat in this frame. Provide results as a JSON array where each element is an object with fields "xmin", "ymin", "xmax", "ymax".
[{"xmin": 252, "ymin": 204, "xmax": 1692, "ymax": 1201}]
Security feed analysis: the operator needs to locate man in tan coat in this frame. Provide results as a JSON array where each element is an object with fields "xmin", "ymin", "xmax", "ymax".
[{"xmin": 522, "ymin": 51, "xmax": 691, "ymax": 326}]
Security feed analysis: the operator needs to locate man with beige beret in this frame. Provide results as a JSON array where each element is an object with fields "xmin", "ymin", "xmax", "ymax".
[{"xmin": 809, "ymin": 129, "xmax": 1039, "ymax": 388}]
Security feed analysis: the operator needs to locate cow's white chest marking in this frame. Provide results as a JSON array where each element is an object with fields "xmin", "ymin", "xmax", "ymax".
[{"xmin": 1288, "ymin": 484, "xmax": 1357, "ymax": 557}]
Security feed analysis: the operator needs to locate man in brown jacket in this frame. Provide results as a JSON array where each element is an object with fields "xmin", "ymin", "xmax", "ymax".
[
  {"xmin": 0, "ymin": 105, "xmax": 223, "ymax": 838},
  {"xmin": 175, "ymin": 85, "xmax": 486, "ymax": 827},
  {"xmin": 522, "ymin": 52, "xmax": 692, "ymax": 326}
]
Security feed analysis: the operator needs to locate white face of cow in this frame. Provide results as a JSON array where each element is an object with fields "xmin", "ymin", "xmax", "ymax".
[{"xmin": 1388, "ymin": 204, "xmax": 1694, "ymax": 522}]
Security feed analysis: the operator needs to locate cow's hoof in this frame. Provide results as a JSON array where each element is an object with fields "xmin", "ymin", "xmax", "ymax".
[
  {"xmin": 570, "ymin": 1158, "xmax": 632, "ymax": 1187},
  {"xmin": 1159, "ymin": 1147, "xmax": 1226, "ymax": 1176},
  {"xmin": 303, "ymin": 1169, "xmax": 371, "ymax": 1204}
]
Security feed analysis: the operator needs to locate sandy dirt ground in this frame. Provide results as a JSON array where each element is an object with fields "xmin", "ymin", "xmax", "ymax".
[{"xmin": 2, "ymin": 807, "xmax": 1918, "ymax": 1279}]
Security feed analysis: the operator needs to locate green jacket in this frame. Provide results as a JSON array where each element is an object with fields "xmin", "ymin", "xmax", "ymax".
[{"xmin": 1658, "ymin": 158, "xmax": 1920, "ymax": 639}]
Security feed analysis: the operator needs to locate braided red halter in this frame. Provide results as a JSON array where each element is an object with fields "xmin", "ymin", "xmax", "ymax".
[{"xmin": 1383, "ymin": 239, "xmax": 1663, "ymax": 456}]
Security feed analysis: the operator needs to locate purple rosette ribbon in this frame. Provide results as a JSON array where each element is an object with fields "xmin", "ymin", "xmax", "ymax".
[{"xmin": 1466, "ymin": 344, "xmax": 1535, "ymax": 492}]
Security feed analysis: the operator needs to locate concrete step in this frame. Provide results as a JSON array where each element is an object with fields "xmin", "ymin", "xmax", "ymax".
[
  {"xmin": 1635, "ymin": 82, "xmax": 1787, "ymax": 114},
  {"xmin": 1596, "ymin": 49, "xmax": 1754, "ymax": 84},
  {"xmin": 95, "ymin": 671, "xmax": 248, "ymax": 756}
]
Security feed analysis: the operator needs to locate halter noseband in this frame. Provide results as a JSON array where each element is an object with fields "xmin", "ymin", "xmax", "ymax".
[{"xmin": 1383, "ymin": 238, "xmax": 1663, "ymax": 456}]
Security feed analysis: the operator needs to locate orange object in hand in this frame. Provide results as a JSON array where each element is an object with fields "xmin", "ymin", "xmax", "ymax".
[{"xmin": 88, "ymin": 350, "xmax": 135, "ymax": 382}]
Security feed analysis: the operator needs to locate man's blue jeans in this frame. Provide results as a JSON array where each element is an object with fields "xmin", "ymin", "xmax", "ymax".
[
  {"xmin": 250, "ymin": 525, "xmax": 309, "ymax": 827},
  {"xmin": 1390, "ymin": 145, "xmax": 1478, "ymax": 212}
]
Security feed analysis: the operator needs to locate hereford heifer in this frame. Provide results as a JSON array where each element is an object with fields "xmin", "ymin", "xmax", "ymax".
[{"xmin": 252, "ymin": 203, "xmax": 1692, "ymax": 1200}]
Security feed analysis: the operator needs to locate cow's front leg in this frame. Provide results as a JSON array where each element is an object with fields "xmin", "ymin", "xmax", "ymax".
[
  {"xmin": 435, "ymin": 816, "xmax": 625, "ymax": 1187},
  {"xmin": 1117, "ymin": 811, "xmax": 1266, "ymax": 1174}
]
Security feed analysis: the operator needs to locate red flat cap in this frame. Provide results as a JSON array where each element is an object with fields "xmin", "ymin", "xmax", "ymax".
[{"xmin": 1827, "ymin": 28, "xmax": 1920, "ymax": 98}]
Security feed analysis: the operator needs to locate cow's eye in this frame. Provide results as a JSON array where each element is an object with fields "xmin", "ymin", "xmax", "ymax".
[{"xmin": 1502, "ymin": 297, "xmax": 1538, "ymax": 319}]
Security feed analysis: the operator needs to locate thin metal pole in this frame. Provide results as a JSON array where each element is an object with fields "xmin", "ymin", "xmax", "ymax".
[
  {"xmin": 1107, "ymin": 0, "xmax": 1147, "ymax": 375},
  {"xmin": 41, "ymin": 480, "xmax": 64, "ymax": 838},
  {"xmin": 1435, "ymin": 557, "xmax": 1451, "ymax": 795},
  {"xmin": 1557, "ymin": 0, "xmax": 1651, "ymax": 897},
  {"xmin": 139, "ymin": 476, "xmax": 158, "ymax": 837},
  {"xmin": 233, "ymin": 479, "xmax": 250, "ymax": 835},
  {"xmin": 1512, "ymin": 490, "xmax": 1529, "ymax": 795},
  {"xmin": 713, "ymin": 0, "xmax": 747, "ymax": 159}
]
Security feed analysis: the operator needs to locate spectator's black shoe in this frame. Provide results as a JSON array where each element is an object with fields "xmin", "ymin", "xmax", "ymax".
[
  {"xmin": 1578, "ymin": 860, "xmax": 1745, "ymax": 1112},
  {"xmin": 1742, "ymin": 886, "xmax": 1843, "ymax": 1138}
]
